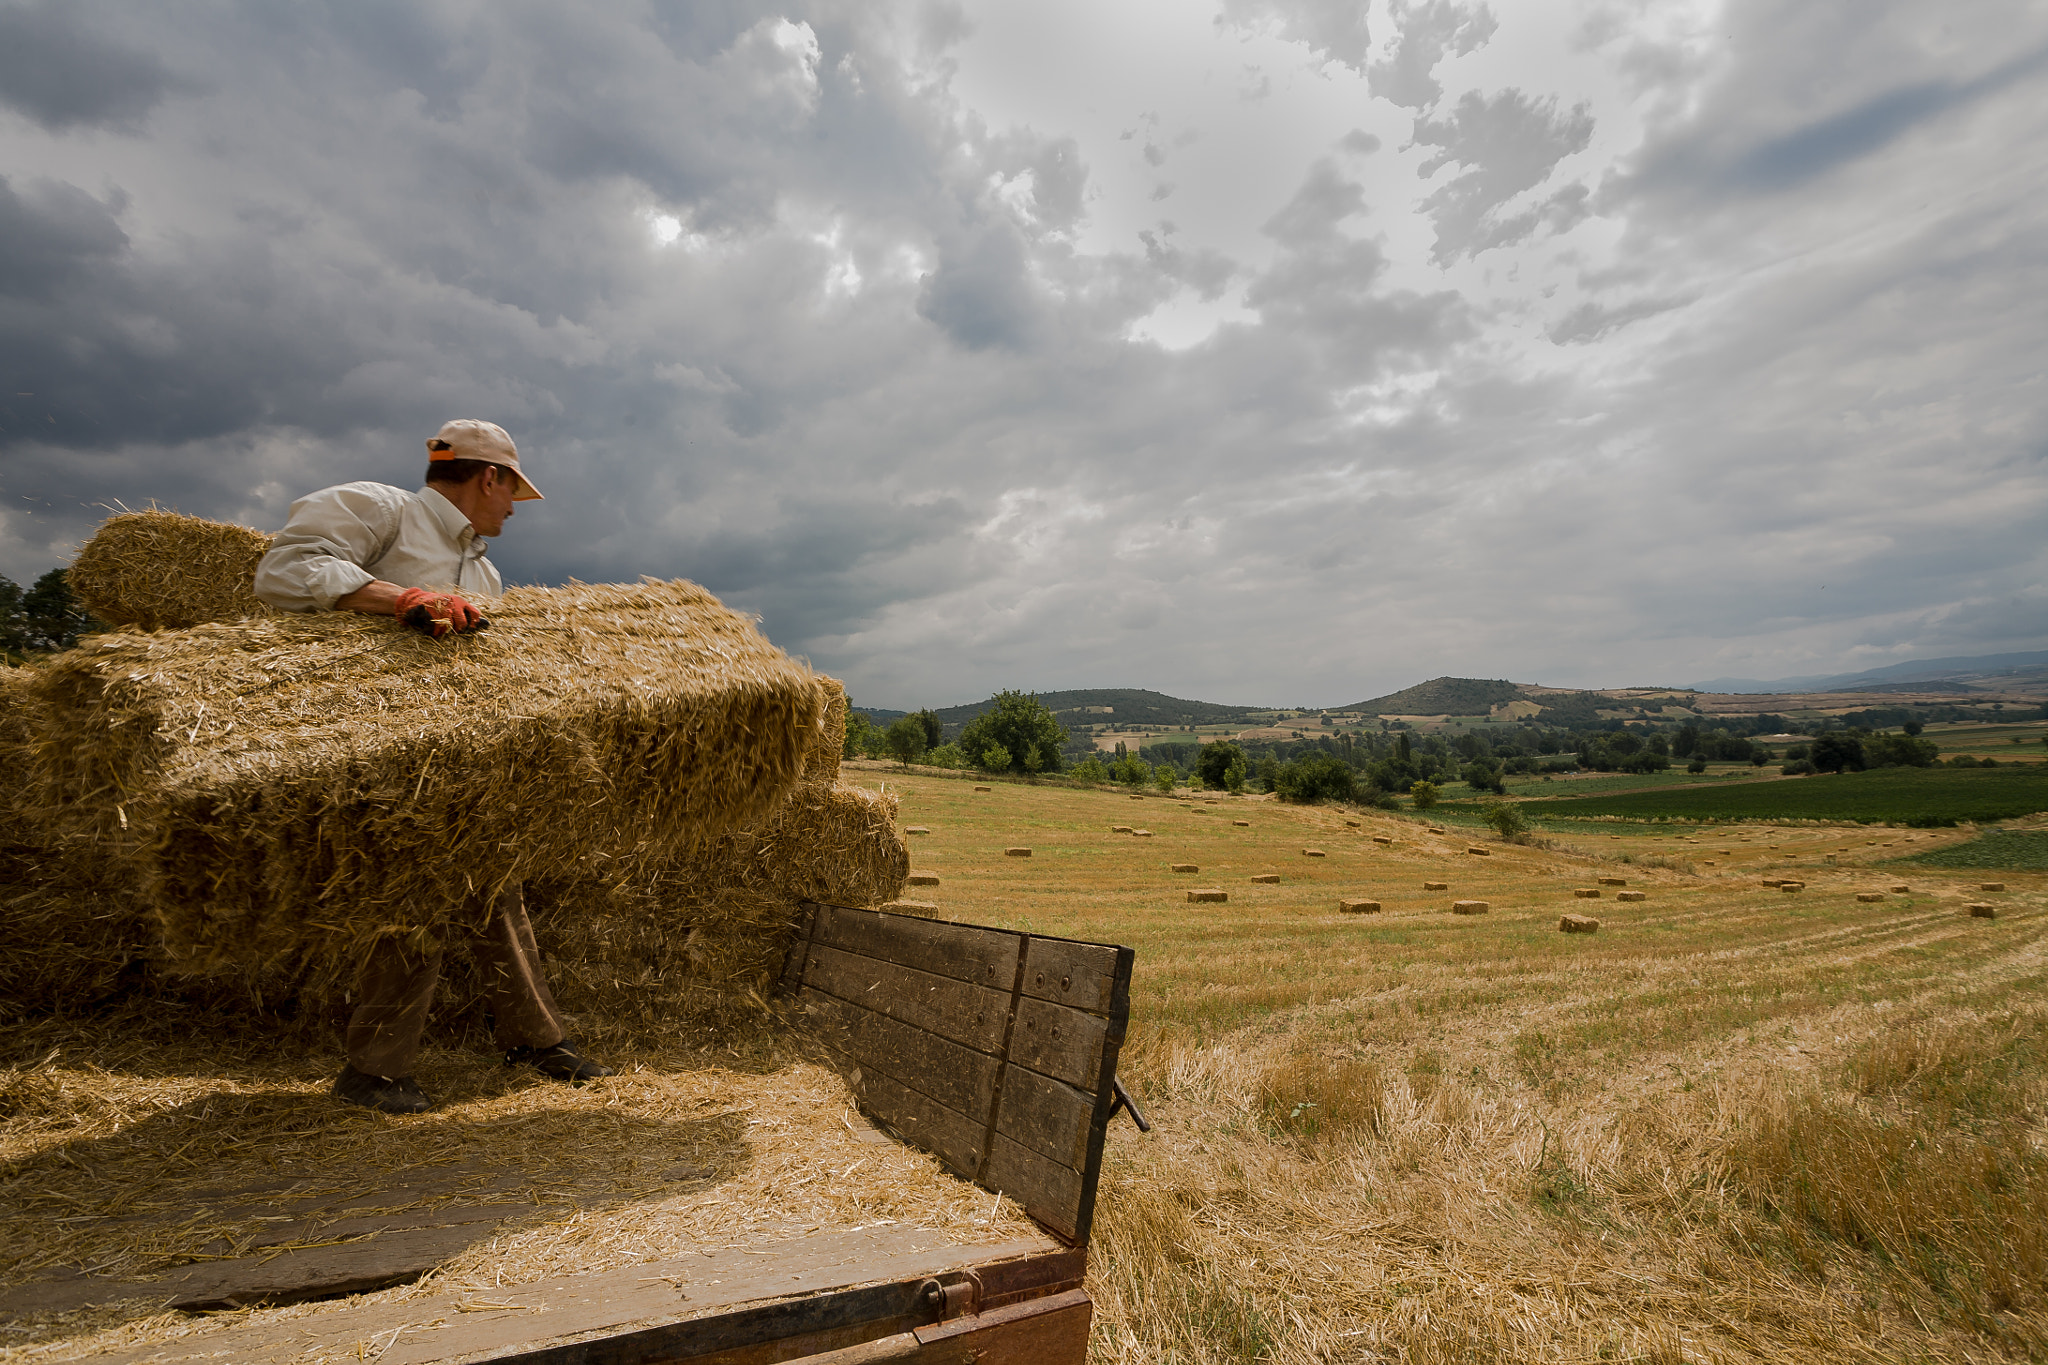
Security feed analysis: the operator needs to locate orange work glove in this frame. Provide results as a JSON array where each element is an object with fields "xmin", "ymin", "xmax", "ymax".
[{"xmin": 395, "ymin": 588, "xmax": 488, "ymax": 638}]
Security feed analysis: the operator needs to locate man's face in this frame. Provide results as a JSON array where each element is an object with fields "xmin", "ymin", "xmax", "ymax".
[{"xmin": 471, "ymin": 467, "xmax": 518, "ymax": 536}]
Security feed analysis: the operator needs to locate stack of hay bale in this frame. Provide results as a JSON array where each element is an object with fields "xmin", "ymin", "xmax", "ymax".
[{"xmin": 0, "ymin": 512, "xmax": 906, "ymax": 1040}]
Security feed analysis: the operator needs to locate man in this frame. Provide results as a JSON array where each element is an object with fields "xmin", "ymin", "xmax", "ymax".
[{"xmin": 255, "ymin": 419, "xmax": 612, "ymax": 1114}]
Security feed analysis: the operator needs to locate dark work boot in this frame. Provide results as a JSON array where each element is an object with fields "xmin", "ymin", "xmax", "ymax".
[
  {"xmin": 332, "ymin": 1063, "xmax": 434, "ymax": 1114},
  {"xmin": 505, "ymin": 1039, "xmax": 614, "ymax": 1083}
]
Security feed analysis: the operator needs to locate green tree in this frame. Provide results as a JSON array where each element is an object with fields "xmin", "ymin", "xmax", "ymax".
[
  {"xmin": 1223, "ymin": 757, "xmax": 1246, "ymax": 794},
  {"xmin": 1409, "ymin": 779, "xmax": 1440, "ymax": 809},
  {"xmin": 926, "ymin": 742, "xmax": 966, "ymax": 769},
  {"xmin": 1072, "ymin": 754, "xmax": 1108, "ymax": 783},
  {"xmin": 1197, "ymin": 740, "xmax": 1244, "ymax": 788},
  {"xmin": 3, "ymin": 569, "xmax": 102, "ymax": 653},
  {"xmin": 1114, "ymin": 753, "xmax": 1151, "ymax": 786},
  {"xmin": 843, "ymin": 711, "xmax": 880, "ymax": 759},
  {"xmin": 912, "ymin": 708, "xmax": 943, "ymax": 749},
  {"xmin": 1153, "ymin": 764, "xmax": 1177, "ymax": 794},
  {"xmin": 1480, "ymin": 799, "xmax": 1529, "ymax": 840},
  {"xmin": 957, "ymin": 691, "xmax": 1067, "ymax": 776},
  {"xmin": 0, "ymin": 574, "xmax": 24, "ymax": 657},
  {"xmin": 1811, "ymin": 732, "xmax": 1867, "ymax": 774},
  {"xmin": 883, "ymin": 715, "xmax": 928, "ymax": 768},
  {"xmin": 1275, "ymin": 754, "xmax": 1353, "ymax": 803},
  {"xmin": 979, "ymin": 743, "xmax": 1012, "ymax": 773},
  {"xmin": 1461, "ymin": 759, "xmax": 1505, "ymax": 794}
]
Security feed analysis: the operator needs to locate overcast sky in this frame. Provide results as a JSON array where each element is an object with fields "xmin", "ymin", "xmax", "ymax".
[{"xmin": 2, "ymin": 0, "xmax": 2043, "ymax": 708}]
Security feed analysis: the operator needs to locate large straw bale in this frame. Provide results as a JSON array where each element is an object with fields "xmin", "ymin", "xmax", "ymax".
[
  {"xmin": 520, "ymin": 781, "xmax": 908, "ymax": 1032},
  {"xmin": 67, "ymin": 510, "xmax": 275, "ymax": 631},
  {"xmin": 801, "ymin": 676, "xmax": 846, "ymax": 786},
  {"xmin": 19, "ymin": 580, "xmax": 825, "ymax": 974}
]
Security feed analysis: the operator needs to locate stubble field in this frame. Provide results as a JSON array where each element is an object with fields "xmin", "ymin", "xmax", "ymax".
[{"xmin": 853, "ymin": 768, "xmax": 2048, "ymax": 1363}]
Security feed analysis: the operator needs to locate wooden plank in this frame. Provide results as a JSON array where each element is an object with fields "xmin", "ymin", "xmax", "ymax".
[
  {"xmin": 834, "ymin": 1062, "xmax": 988, "ymax": 1179},
  {"xmin": 992, "ymin": 1064, "xmax": 1094, "ymax": 1171},
  {"xmin": 799, "ymin": 988, "xmax": 1000, "ymax": 1120},
  {"xmin": 793, "ymin": 1289, "xmax": 1092, "ymax": 1365},
  {"xmin": 78, "ymin": 1228, "xmax": 1062, "ymax": 1365},
  {"xmin": 1016, "ymin": 938, "xmax": 1122, "ymax": 1017},
  {"xmin": 1007, "ymin": 995, "xmax": 1110, "ymax": 1092},
  {"xmin": 776, "ymin": 901, "xmax": 822, "ymax": 996},
  {"xmin": 981, "ymin": 1135, "xmax": 1085, "ymax": 1243},
  {"xmin": 802, "ymin": 944, "xmax": 1011, "ymax": 1054},
  {"xmin": 812, "ymin": 903, "xmax": 1020, "ymax": 990}
]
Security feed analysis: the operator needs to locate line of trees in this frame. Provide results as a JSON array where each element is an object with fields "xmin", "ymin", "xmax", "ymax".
[{"xmin": 1, "ymin": 570, "xmax": 103, "ymax": 658}]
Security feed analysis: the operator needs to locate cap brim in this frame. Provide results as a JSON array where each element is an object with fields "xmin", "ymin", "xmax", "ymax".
[{"xmin": 512, "ymin": 472, "xmax": 543, "ymax": 501}]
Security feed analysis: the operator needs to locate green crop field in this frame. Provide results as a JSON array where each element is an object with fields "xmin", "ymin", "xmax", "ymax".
[
  {"xmin": 1893, "ymin": 829, "xmax": 2048, "ymax": 870},
  {"xmin": 1523, "ymin": 764, "xmax": 2048, "ymax": 826}
]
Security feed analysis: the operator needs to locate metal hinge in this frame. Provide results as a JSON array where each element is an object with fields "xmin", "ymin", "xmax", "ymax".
[{"xmin": 917, "ymin": 1272, "xmax": 981, "ymax": 1322}]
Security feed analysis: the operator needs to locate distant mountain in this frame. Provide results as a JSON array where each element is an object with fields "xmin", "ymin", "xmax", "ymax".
[
  {"xmin": 1691, "ymin": 650, "xmax": 2048, "ymax": 695},
  {"xmin": 854, "ymin": 687, "xmax": 1271, "ymax": 735},
  {"xmin": 1339, "ymin": 677, "xmax": 1522, "ymax": 716}
]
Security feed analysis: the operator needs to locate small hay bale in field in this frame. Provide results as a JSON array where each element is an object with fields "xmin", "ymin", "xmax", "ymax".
[
  {"xmin": 1426, "ymin": 826, "xmax": 1446, "ymax": 834},
  {"xmin": 1232, "ymin": 820, "xmax": 1250, "ymax": 827},
  {"xmin": 1372, "ymin": 835, "xmax": 1391, "ymax": 845},
  {"xmin": 1171, "ymin": 863, "xmax": 1199, "ymax": 873},
  {"xmin": 1344, "ymin": 819, "xmax": 1360, "ymax": 827},
  {"xmin": 17, "ymin": 580, "xmax": 827, "ymax": 975},
  {"xmin": 67, "ymin": 510, "xmax": 274, "ymax": 631},
  {"xmin": 1857, "ymin": 893, "xmax": 1885, "ymax": 903},
  {"xmin": 1424, "ymin": 881, "xmax": 1448, "ymax": 891},
  {"xmin": 1573, "ymin": 888, "xmax": 1601, "ymax": 899},
  {"xmin": 1303, "ymin": 848, "xmax": 1326, "ymax": 858},
  {"xmin": 1339, "ymin": 899, "xmax": 1380, "ymax": 914},
  {"xmin": 1130, "ymin": 794, "xmax": 1145, "ymax": 800},
  {"xmin": 974, "ymin": 784, "xmax": 992, "ymax": 793},
  {"xmin": 1466, "ymin": 846, "xmax": 1490, "ymax": 856},
  {"xmin": 1250, "ymin": 874, "xmax": 1279, "ymax": 884},
  {"xmin": 1187, "ymin": 888, "xmax": 1227, "ymax": 903},
  {"xmin": 1452, "ymin": 900, "xmax": 1489, "ymax": 915},
  {"xmin": 1598, "ymin": 876, "xmax": 1626, "ymax": 886},
  {"xmin": 1616, "ymin": 890, "xmax": 1647, "ymax": 903},
  {"xmin": 1780, "ymin": 882, "xmax": 1805, "ymax": 893},
  {"xmin": 1890, "ymin": 883, "xmax": 1910, "ymax": 893},
  {"xmin": 905, "ymin": 826, "xmax": 930, "ymax": 834},
  {"xmin": 1981, "ymin": 882, "xmax": 2006, "ymax": 892},
  {"xmin": 1005, "ymin": 847, "xmax": 1032, "ymax": 857},
  {"xmin": 1968, "ymin": 903, "xmax": 1997, "ymax": 919},
  {"xmin": 906, "ymin": 873, "xmax": 939, "ymax": 886},
  {"xmin": 1761, "ymin": 878, "xmax": 1785, "ymax": 887},
  {"xmin": 883, "ymin": 899, "xmax": 939, "ymax": 915},
  {"xmin": 1133, "ymin": 829, "xmax": 1153, "ymax": 838},
  {"xmin": 1111, "ymin": 825, "xmax": 1133, "ymax": 833},
  {"xmin": 1560, "ymin": 913, "xmax": 1600, "ymax": 933}
]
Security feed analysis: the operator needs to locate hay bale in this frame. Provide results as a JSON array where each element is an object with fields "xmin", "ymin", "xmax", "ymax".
[
  {"xmin": 1598, "ymin": 877, "xmax": 1626, "ymax": 887},
  {"xmin": 1980, "ymin": 882, "xmax": 2006, "ymax": 893},
  {"xmin": 1616, "ymin": 891, "xmax": 1647, "ymax": 903},
  {"xmin": 1187, "ymin": 888, "xmax": 1227, "ymax": 903},
  {"xmin": 1372, "ymin": 835, "xmax": 1391, "ymax": 845},
  {"xmin": 1451, "ymin": 900, "xmax": 1488, "ymax": 915},
  {"xmin": 1250, "ymin": 874, "xmax": 1279, "ymax": 884},
  {"xmin": 1232, "ymin": 820, "xmax": 1250, "ymax": 827},
  {"xmin": 975, "ymin": 785, "xmax": 992, "ymax": 793},
  {"xmin": 1133, "ymin": 830, "xmax": 1153, "ymax": 838},
  {"xmin": 905, "ymin": 826, "xmax": 931, "ymax": 834},
  {"xmin": 1303, "ymin": 848, "xmax": 1326, "ymax": 858},
  {"xmin": 1424, "ymin": 881, "xmax": 1448, "ymax": 891},
  {"xmin": 1425, "ymin": 826, "xmax": 1446, "ymax": 834},
  {"xmin": 1857, "ymin": 893, "xmax": 1885, "ymax": 903},
  {"xmin": 1171, "ymin": 863, "xmax": 1199, "ymax": 873},
  {"xmin": 906, "ymin": 873, "xmax": 940, "ymax": 886},
  {"xmin": 801, "ymin": 677, "xmax": 846, "ymax": 787},
  {"xmin": 1573, "ymin": 888, "xmax": 1601, "ymax": 899},
  {"xmin": 1130, "ymin": 794, "xmax": 1145, "ymax": 801},
  {"xmin": 67, "ymin": 510, "xmax": 275, "ymax": 631},
  {"xmin": 1780, "ymin": 882, "xmax": 1805, "ymax": 893},
  {"xmin": 1339, "ymin": 899, "xmax": 1380, "ymax": 914},
  {"xmin": 1559, "ymin": 914, "xmax": 1599, "ymax": 934},
  {"xmin": 17, "ymin": 580, "xmax": 825, "ymax": 974},
  {"xmin": 1466, "ymin": 846, "xmax": 1490, "ymax": 856},
  {"xmin": 1344, "ymin": 820, "xmax": 1360, "ymax": 828},
  {"xmin": 1004, "ymin": 847, "xmax": 1032, "ymax": 857},
  {"xmin": 1889, "ymin": 884, "xmax": 1910, "ymax": 894},
  {"xmin": 1968, "ymin": 903, "xmax": 1998, "ymax": 919},
  {"xmin": 1111, "ymin": 825, "xmax": 1133, "ymax": 833}
]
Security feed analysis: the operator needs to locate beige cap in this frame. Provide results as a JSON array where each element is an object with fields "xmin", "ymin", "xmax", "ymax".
[{"xmin": 426, "ymin": 419, "xmax": 543, "ymax": 500}]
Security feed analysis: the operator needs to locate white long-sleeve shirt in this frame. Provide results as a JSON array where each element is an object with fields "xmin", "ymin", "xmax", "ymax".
[{"xmin": 254, "ymin": 482, "xmax": 502, "ymax": 612}]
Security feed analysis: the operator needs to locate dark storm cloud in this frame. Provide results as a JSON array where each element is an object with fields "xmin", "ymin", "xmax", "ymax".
[{"xmin": 0, "ymin": 0, "xmax": 179, "ymax": 132}]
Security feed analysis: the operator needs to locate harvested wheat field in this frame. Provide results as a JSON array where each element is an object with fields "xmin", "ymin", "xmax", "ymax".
[{"xmin": 836, "ymin": 772, "xmax": 2048, "ymax": 1363}]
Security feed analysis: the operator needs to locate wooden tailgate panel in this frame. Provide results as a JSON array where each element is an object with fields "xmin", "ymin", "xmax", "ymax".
[{"xmin": 780, "ymin": 903, "xmax": 1134, "ymax": 1245}]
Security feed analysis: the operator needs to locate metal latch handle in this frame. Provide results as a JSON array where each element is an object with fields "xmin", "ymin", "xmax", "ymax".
[{"xmin": 1109, "ymin": 1074, "xmax": 1152, "ymax": 1133}]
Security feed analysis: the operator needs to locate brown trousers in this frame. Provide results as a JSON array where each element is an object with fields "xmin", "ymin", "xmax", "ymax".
[{"xmin": 345, "ymin": 882, "xmax": 566, "ymax": 1079}]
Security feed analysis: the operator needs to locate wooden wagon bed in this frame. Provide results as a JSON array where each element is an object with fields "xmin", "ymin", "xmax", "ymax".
[{"xmin": 2, "ymin": 906, "xmax": 1134, "ymax": 1363}]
